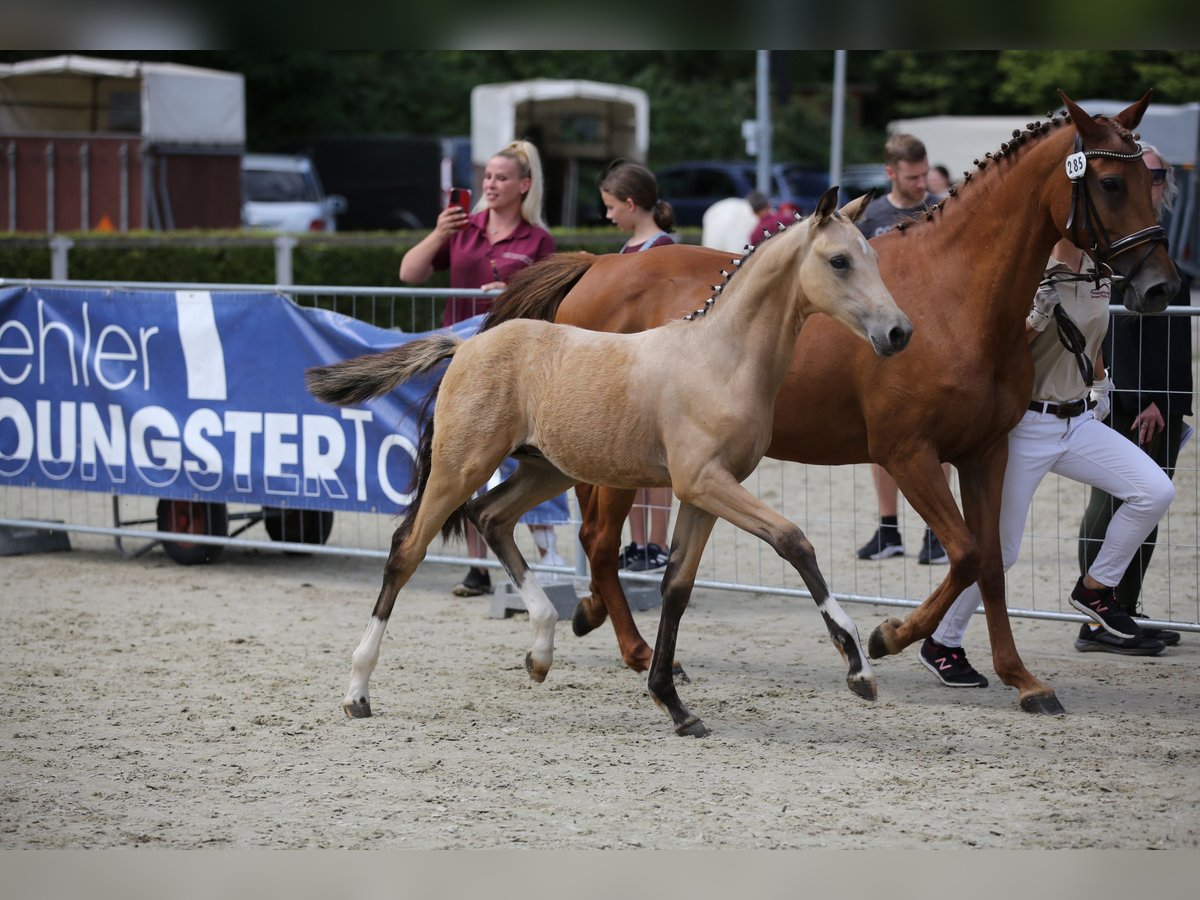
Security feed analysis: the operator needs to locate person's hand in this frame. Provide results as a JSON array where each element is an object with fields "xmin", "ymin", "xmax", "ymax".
[
  {"xmin": 1089, "ymin": 373, "xmax": 1112, "ymax": 422},
  {"xmin": 1026, "ymin": 281, "xmax": 1062, "ymax": 332},
  {"xmin": 434, "ymin": 204, "xmax": 468, "ymax": 238},
  {"xmin": 480, "ymin": 281, "xmax": 506, "ymax": 292},
  {"xmin": 1130, "ymin": 401, "xmax": 1165, "ymax": 447}
]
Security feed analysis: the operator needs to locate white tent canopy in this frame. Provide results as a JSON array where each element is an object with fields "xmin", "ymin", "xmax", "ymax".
[
  {"xmin": 470, "ymin": 79, "xmax": 648, "ymax": 165},
  {"xmin": 0, "ymin": 53, "xmax": 244, "ymax": 146}
]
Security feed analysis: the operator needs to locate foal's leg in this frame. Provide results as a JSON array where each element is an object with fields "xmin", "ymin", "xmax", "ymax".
[
  {"xmin": 679, "ymin": 468, "xmax": 876, "ymax": 701},
  {"xmin": 470, "ymin": 459, "xmax": 578, "ymax": 682},
  {"xmin": 646, "ymin": 502, "xmax": 717, "ymax": 737},
  {"xmin": 343, "ymin": 450, "xmax": 505, "ymax": 719}
]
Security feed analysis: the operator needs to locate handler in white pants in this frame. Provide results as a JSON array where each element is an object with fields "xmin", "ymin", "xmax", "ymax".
[{"xmin": 921, "ymin": 238, "xmax": 1177, "ymax": 687}]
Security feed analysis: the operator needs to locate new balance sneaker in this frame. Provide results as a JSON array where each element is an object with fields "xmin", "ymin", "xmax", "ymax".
[
  {"xmin": 626, "ymin": 542, "xmax": 669, "ymax": 572},
  {"xmin": 451, "ymin": 566, "xmax": 493, "ymax": 597},
  {"xmin": 856, "ymin": 526, "xmax": 905, "ymax": 560},
  {"xmin": 918, "ymin": 528, "xmax": 949, "ymax": 565},
  {"xmin": 1069, "ymin": 577, "xmax": 1139, "ymax": 639},
  {"xmin": 1074, "ymin": 624, "xmax": 1164, "ymax": 656},
  {"xmin": 919, "ymin": 638, "xmax": 989, "ymax": 687}
]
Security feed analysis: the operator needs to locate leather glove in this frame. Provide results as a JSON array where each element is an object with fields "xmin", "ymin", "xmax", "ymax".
[
  {"xmin": 1090, "ymin": 373, "xmax": 1112, "ymax": 422},
  {"xmin": 1026, "ymin": 280, "xmax": 1062, "ymax": 332}
]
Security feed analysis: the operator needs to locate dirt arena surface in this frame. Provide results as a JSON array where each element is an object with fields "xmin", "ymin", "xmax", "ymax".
[{"xmin": 2, "ymin": 528, "xmax": 1198, "ymax": 850}]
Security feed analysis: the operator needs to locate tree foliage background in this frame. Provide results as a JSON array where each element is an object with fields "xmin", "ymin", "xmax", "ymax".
[{"xmin": 4, "ymin": 50, "xmax": 1198, "ymax": 166}]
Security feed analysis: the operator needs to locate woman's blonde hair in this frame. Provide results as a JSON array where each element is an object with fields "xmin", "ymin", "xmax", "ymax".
[{"xmin": 481, "ymin": 139, "xmax": 547, "ymax": 229}]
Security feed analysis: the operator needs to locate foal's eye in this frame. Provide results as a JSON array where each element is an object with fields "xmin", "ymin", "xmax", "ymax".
[
  {"xmin": 1099, "ymin": 177, "xmax": 1121, "ymax": 194},
  {"xmin": 829, "ymin": 255, "xmax": 849, "ymax": 271}
]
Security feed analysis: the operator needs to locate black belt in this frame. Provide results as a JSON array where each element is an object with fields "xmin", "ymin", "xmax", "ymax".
[{"xmin": 1028, "ymin": 398, "xmax": 1096, "ymax": 418}]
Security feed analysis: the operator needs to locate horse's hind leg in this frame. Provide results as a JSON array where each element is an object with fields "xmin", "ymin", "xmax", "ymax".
[
  {"xmin": 343, "ymin": 450, "xmax": 505, "ymax": 719},
  {"xmin": 679, "ymin": 468, "xmax": 876, "ymax": 701},
  {"xmin": 646, "ymin": 502, "xmax": 717, "ymax": 737},
  {"xmin": 470, "ymin": 459, "xmax": 578, "ymax": 682}
]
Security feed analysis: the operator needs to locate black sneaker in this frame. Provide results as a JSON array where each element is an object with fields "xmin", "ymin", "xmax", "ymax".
[
  {"xmin": 617, "ymin": 542, "xmax": 643, "ymax": 570},
  {"xmin": 451, "ymin": 566, "xmax": 493, "ymax": 597},
  {"xmin": 917, "ymin": 528, "xmax": 949, "ymax": 565},
  {"xmin": 1139, "ymin": 627, "xmax": 1181, "ymax": 646},
  {"xmin": 919, "ymin": 638, "xmax": 989, "ymax": 687},
  {"xmin": 1069, "ymin": 577, "xmax": 1139, "ymax": 639},
  {"xmin": 626, "ymin": 542, "xmax": 669, "ymax": 572},
  {"xmin": 856, "ymin": 526, "xmax": 904, "ymax": 560},
  {"xmin": 1074, "ymin": 624, "xmax": 1164, "ymax": 656}
]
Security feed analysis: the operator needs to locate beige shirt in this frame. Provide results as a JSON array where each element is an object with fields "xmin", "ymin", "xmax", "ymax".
[{"xmin": 1029, "ymin": 254, "xmax": 1111, "ymax": 403}]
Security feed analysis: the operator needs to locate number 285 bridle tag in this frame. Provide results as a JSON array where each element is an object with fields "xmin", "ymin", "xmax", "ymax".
[{"xmin": 1065, "ymin": 151, "xmax": 1087, "ymax": 180}]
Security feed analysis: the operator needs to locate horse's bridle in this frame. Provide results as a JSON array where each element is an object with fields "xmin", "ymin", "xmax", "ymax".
[
  {"xmin": 1044, "ymin": 130, "xmax": 1169, "ymax": 386},
  {"xmin": 1063, "ymin": 131, "xmax": 1168, "ymax": 287}
]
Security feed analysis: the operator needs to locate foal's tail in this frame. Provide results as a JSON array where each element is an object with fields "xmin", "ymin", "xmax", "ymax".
[
  {"xmin": 480, "ymin": 251, "xmax": 597, "ymax": 332},
  {"xmin": 305, "ymin": 334, "xmax": 462, "ymax": 406}
]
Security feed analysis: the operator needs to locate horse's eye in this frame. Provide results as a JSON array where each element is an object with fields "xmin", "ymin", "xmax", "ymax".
[
  {"xmin": 830, "ymin": 255, "xmax": 849, "ymax": 270},
  {"xmin": 1100, "ymin": 177, "xmax": 1121, "ymax": 194}
]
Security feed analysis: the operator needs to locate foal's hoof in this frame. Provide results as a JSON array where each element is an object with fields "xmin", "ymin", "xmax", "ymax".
[
  {"xmin": 571, "ymin": 601, "xmax": 598, "ymax": 637},
  {"xmin": 1020, "ymin": 691, "xmax": 1066, "ymax": 715},
  {"xmin": 342, "ymin": 698, "xmax": 372, "ymax": 719},
  {"xmin": 675, "ymin": 715, "xmax": 710, "ymax": 738},
  {"xmin": 524, "ymin": 651, "xmax": 549, "ymax": 684},
  {"xmin": 847, "ymin": 672, "xmax": 878, "ymax": 702},
  {"xmin": 867, "ymin": 618, "xmax": 905, "ymax": 659}
]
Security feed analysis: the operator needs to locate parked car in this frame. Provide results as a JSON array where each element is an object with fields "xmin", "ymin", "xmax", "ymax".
[
  {"xmin": 241, "ymin": 153, "xmax": 348, "ymax": 232},
  {"xmin": 654, "ymin": 160, "xmax": 892, "ymax": 227}
]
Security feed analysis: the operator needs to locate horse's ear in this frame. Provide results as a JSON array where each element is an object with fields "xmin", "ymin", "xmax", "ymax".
[
  {"xmin": 1113, "ymin": 88, "xmax": 1153, "ymax": 130},
  {"xmin": 1059, "ymin": 89, "xmax": 1105, "ymax": 145},
  {"xmin": 813, "ymin": 186, "xmax": 839, "ymax": 224},
  {"xmin": 839, "ymin": 191, "xmax": 873, "ymax": 224}
]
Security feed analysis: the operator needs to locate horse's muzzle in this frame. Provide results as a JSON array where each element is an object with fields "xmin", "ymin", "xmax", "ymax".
[{"xmin": 873, "ymin": 322, "xmax": 913, "ymax": 357}]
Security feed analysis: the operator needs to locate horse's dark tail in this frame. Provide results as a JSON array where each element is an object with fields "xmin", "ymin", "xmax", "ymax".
[
  {"xmin": 479, "ymin": 251, "xmax": 597, "ymax": 332},
  {"xmin": 305, "ymin": 334, "xmax": 462, "ymax": 406},
  {"xmin": 398, "ymin": 383, "xmax": 469, "ymax": 543}
]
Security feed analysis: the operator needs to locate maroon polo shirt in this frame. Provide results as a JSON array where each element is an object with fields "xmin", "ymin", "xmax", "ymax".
[{"xmin": 433, "ymin": 210, "xmax": 556, "ymax": 326}]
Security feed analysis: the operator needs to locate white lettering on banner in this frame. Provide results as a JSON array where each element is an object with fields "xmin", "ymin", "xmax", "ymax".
[
  {"xmin": 378, "ymin": 433, "xmax": 418, "ymax": 505},
  {"xmin": 341, "ymin": 408, "xmax": 373, "ymax": 503},
  {"xmin": 183, "ymin": 408, "xmax": 224, "ymax": 491},
  {"xmin": 0, "ymin": 319, "xmax": 34, "ymax": 385},
  {"xmin": 224, "ymin": 411, "xmax": 264, "ymax": 493},
  {"xmin": 22, "ymin": 300, "xmax": 158, "ymax": 391},
  {"xmin": 130, "ymin": 406, "xmax": 181, "ymax": 488},
  {"xmin": 0, "ymin": 397, "xmax": 34, "ymax": 476},
  {"xmin": 80, "ymin": 403, "xmax": 126, "ymax": 484},
  {"xmin": 175, "ymin": 291, "xmax": 227, "ymax": 401},
  {"xmin": 36, "ymin": 399, "xmax": 75, "ymax": 480},
  {"xmin": 263, "ymin": 412, "xmax": 300, "ymax": 495},
  {"xmin": 302, "ymin": 414, "xmax": 348, "ymax": 500}
]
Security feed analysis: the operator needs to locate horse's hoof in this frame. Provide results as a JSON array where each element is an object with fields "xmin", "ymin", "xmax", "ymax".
[
  {"xmin": 673, "ymin": 661, "xmax": 690, "ymax": 685},
  {"xmin": 342, "ymin": 698, "xmax": 372, "ymax": 719},
  {"xmin": 847, "ymin": 673, "xmax": 878, "ymax": 701},
  {"xmin": 571, "ymin": 601, "xmax": 597, "ymax": 637},
  {"xmin": 1020, "ymin": 691, "xmax": 1066, "ymax": 715},
  {"xmin": 524, "ymin": 651, "xmax": 549, "ymax": 684},
  {"xmin": 867, "ymin": 618, "xmax": 904, "ymax": 659},
  {"xmin": 675, "ymin": 716, "xmax": 710, "ymax": 738}
]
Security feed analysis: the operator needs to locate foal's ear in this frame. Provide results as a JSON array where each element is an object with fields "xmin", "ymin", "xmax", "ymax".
[
  {"xmin": 813, "ymin": 186, "xmax": 840, "ymax": 224},
  {"xmin": 839, "ymin": 191, "xmax": 872, "ymax": 224}
]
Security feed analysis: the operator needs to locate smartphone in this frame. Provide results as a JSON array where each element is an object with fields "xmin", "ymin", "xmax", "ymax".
[{"xmin": 448, "ymin": 187, "xmax": 471, "ymax": 215}]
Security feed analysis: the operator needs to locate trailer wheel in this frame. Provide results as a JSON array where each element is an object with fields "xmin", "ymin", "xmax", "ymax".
[
  {"xmin": 262, "ymin": 507, "xmax": 334, "ymax": 551},
  {"xmin": 156, "ymin": 500, "xmax": 228, "ymax": 565}
]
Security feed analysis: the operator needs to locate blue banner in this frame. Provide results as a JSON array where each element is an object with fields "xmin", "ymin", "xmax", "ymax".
[{"xmin": 0, "ymin": 286, "xmax": 567, "ymax": 520}]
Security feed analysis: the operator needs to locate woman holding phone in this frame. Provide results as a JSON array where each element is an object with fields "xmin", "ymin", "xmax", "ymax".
[{"xmin": 400, "ymin": 139, "xmax": 563, "ymax": 597}]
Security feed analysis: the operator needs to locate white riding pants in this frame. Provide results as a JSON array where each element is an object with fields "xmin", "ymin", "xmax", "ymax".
[{"xmin": 933, "ymin": 406, "xmax": 1175, "ymax": 648}]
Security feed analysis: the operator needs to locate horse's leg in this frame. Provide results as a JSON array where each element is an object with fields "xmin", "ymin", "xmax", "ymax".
[
  {"xmin": 678, "ymin": 469, "xmax": 876, "ymax": 701},
  {"xmin": 864, "ymin": 450, "xmax": 985, "ymax": 657},
  {"xmin": 646, "ymin": 502, "xmax": 717, "ymax": 737},
  {"xmin": 470, "ymin": 459, "xmax": 578, "ymax": 683},
  {"xmin": 343, "ymin": 451, "xmax": 502, "ymax": 719},
  {"xmin": 573, "ymin": 484, "xmax": 659, "ymax": 671}
]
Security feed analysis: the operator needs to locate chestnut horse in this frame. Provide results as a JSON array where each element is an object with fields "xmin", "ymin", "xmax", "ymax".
[
  {"xmin": 308, "ymin": 189, "xmax": 912, "ymax": 736},
  {"xmin": 481, "ymin": 91, "xmax": 1179, "ymax": 715}
]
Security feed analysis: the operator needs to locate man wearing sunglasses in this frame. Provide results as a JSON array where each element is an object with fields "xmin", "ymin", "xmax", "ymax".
[{"xmin": 1077, "ymin": 143, "xmax": 1193, "ymax": 652}]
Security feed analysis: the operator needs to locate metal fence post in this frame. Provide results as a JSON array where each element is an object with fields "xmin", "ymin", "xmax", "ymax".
[
  {"xmin": 48, "ymin": 236, "xmax": 74, "ymax": 279},
  {"xmin": 274, "ymin": 235, "xmax": 297, "ymax": 286}
]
